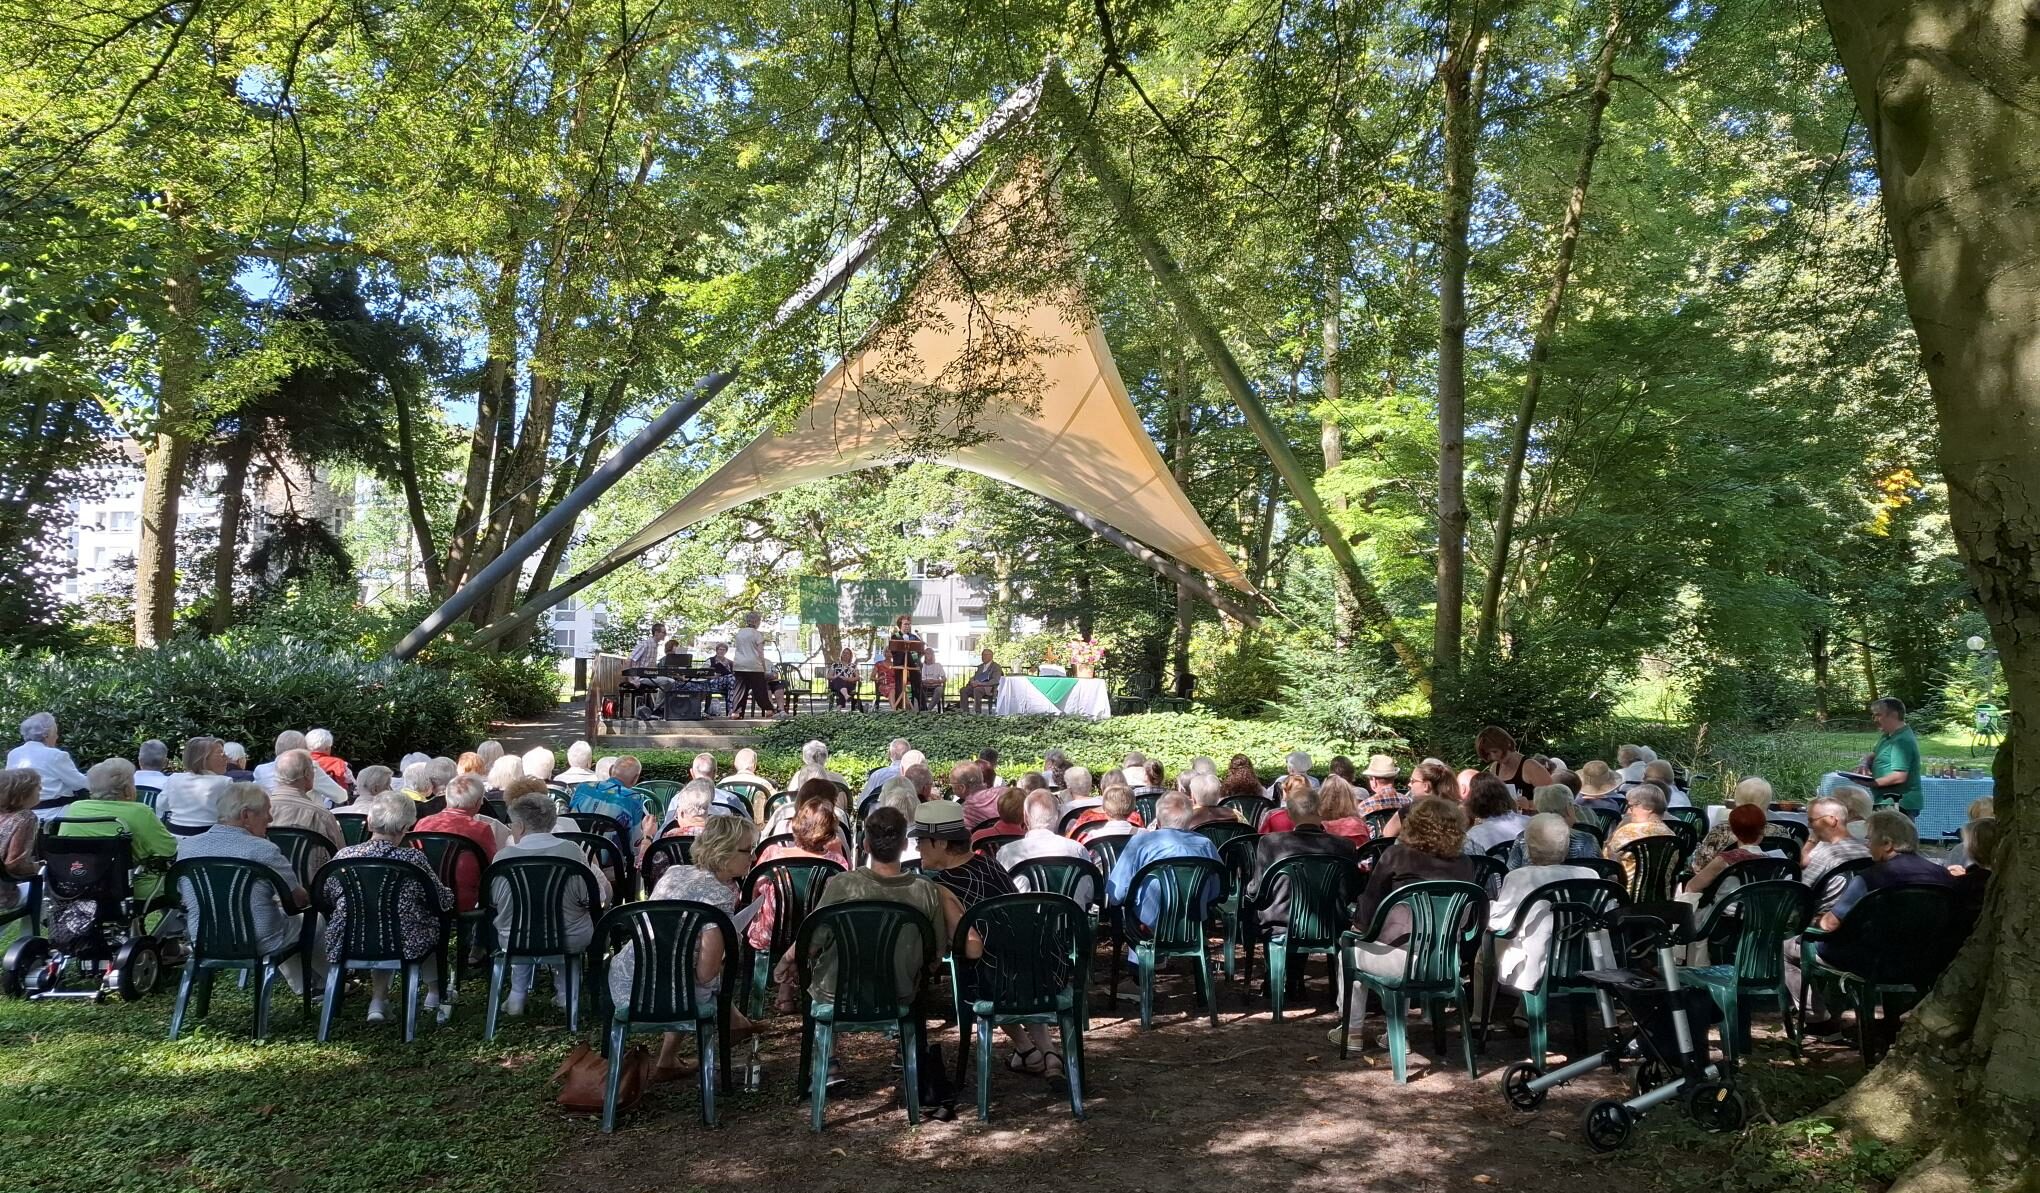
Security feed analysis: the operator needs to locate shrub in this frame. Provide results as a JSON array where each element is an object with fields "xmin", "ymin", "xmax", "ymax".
[
  {"xmin": 1274, "ymin": 635, "xmax": 1402, "ymax": 747},
  {"xmin": 1683, "ymin": 664, "xmax": 1812, "ymax": 731},
  {"xmin": 1431, "ymin": 652, "xmax": 1617, "ymax": 751},
  {"xmin": 1202, "ymin": 638, "xmax": 1285, "ymax": 719},
  {"xmin": 0, "ymin": 634, "xmax": 493, "ymax": 766}
]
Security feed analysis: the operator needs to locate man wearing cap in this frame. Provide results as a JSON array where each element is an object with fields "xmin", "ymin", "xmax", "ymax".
[
  {"xmin": 1355, "ymin": 754, "xmax": 1410, "ymax": 820},
  {"xmin": 914, "ymin": 802, "xmax": 1016, "ymax": 911}
]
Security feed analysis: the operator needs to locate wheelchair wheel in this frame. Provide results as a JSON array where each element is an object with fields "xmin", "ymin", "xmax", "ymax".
[
  {"xmin": 113, "ymin": 937, "xmax": 162, "ymax": 1001},
  {"xmin": 1582, "ymin": 1099, "xmax": 1634, "ymax": 1153},
  {"xmin": 2, "ymin": 936, "xmax": 50, "ymax": 998},
  {"xmin": 1501, "ymin": 1061, "xmax": 1547, "ymax": 1111},
  {"xmin": 1684, "ymin": 1081, "xmax": 1747, "ymax": 1133}
]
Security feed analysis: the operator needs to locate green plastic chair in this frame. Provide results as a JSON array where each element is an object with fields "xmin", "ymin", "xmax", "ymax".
[
  {"xmin": 338, "ymin": 816, "xmax": 370, "ymax": 846},
  {"xmin": 1488, "ymin": 878, "xmax": 1627, "ymax": 1071},
  {"xmin": 405, "ymin": 831, "xmax": 493, "ymax": 982},
  {"xmin": 559, "ymin": 830, "xmax": 638, "ymax": 903},
  {"xmin": 1664, "ymin": 806, "xmax": 1705, "ymax": 833},
  {"xmin": 1243, "ymin": 854, "xmax": 1356, "ymax": 1020},
  {"xmin": 315, "ymin": 856, "xmax": 452, "ymax": 1042},
  {"xmin": 1212, "ymin": 834, "xmax": 1259, "ymax": 979},
  {"xmin": 1131, "ymin": 790, "xmax": 1162, "ymax": 825},
  {"xmin": 592, "ymin": 899, "xmax": 736, "ymax": 1130},
  {"xmin": 1221, "ymin": 794, "xmax": 1273, "ymax": 830},
  {"xmin": 1362, "ymin": 808, "xmax": 1399, "ymax": 838},
  {"xmin": 166, "ymin": 857, "xmax": 314, "ymax": 1040},
  {"xmin": 1339, "ymin": 879, "xmax": 1487, "ymax": 1083},
  {"xmin": 639, "ymin": 835, "xmax": 694, "ymax": 891},
  {"xmin": 1796, "ymin": 883, "xmax": 1960, "ymax": 1067},
  {"xmin": 1678, "ymin": 878, "xmax": 1814, "ymax": 1071},
  {"xmin": 1083, "ymin": 833, "xmax": 1129, "ymax": 879},
  {"xmin": 947, "ymin": 893, "xmax": 1090, "ymax": 1121},
  {"xmin": 795, "ymin": 899, "xmax": 938, "ymax": 1131},
  {"xmin": 1114, "ymin": 855, "xmax": 1226, "ymax": 1029},
  {"xmin": 1195, "ymin": 821, "xmax": 1258, "ymax": 856},
  {"xmin": 1693, "ymin": 855, "xmax": 1795, "ymax": 915},
  {"xmin": 636, "ymin": 780, "xmax": 681, "ymax": 818},
  {"xmin": 134, "ymin": 785, "xmax": 161, "ymax": 812},
  {"xmin": 1615, "ymin": 834, "xmax": 1684, "ymax": 905},
  {"xmin": 480, "ymin": 855, "xmax": 603, "ymax": 1039},
  {"xmin": 737, "ymin": 856, "xmax": 843, "ymax": 1017},
  {"xmin": 759, "ymin": 789, "xmax": 799, "ymax": 826},
  {"xmin": 1765, "ymin": 818, "xmax": 1810, "ymax": 847},
  {"xmin": 266, "ymin": 826, "xmax": 334, "ymax": 889},
  {"xmin": 1006, "ymin": 855, "xmax": 1104, "ymax": 1032}
]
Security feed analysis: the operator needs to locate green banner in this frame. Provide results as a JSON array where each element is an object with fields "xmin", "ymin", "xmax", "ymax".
[{"xmin": 798, "ymin": 578, "xmax": 915, "ymax": 626}]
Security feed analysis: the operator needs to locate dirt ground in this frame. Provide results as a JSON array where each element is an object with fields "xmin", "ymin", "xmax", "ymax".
[{"xmin": 541, "ymin": 954, "xmax": 1819, "ymax": 1193}]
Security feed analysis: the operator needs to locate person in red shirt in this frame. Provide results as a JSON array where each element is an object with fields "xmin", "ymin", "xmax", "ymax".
[
  {"xmin": 305, "ymin": 728, "xmax": 353, "ymax": 789},
  {"xmin": 414, "ymin": 773, "xmax": 499, "ymax": 910}
]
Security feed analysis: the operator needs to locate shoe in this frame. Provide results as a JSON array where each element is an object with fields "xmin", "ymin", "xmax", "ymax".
[
  {"xmin": 435, "ymin": 1002, "xmax": 454, "ymax": 1025},
  {"xmin": 366, "ymin": 1002, "xmax": 388, "ymax": 1024},
  {"xmin": 504, "ymin": 993, "xmax": 528, "ymax": 1017},
  {"xmin": 1043, "ymin": 1051, "xmax": 1068, "ymax": 1093}
]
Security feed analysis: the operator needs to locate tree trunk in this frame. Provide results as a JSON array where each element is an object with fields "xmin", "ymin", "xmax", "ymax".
[
  {"xmin": 1170, "ymin": 341, "xmax": 1197, "ymax": 696},
  {"xmin": 1807, "ymin": 3, "xmax": 2040, "ymax": 1181},
  {"xmin": 1475, "ymin": 0, "xmax": 1623, "ymax": 655},
  {"xmin": 134, "ymin": 229, "xmax": 203, "ymax": 647},
  {"xmin": 1811, "ymin": 624, "xmax": 1832, "ymax": 721},
  {"xmin": 1860, "ymin": 627, "xmax": 1880, "ymax": 703},
  {"xmin": 1433, "ymin": 9, "xmax": 1498, "ymax": 709},
  {"xmin": 441, "ymin": 257, "xmax": 520, "ymax": 597},
  {"xmin": 207, "ymin": 431, "xmax": 256, "ymax": 634},
  {"xmin": 391, "ymin": 381, "xmax": 446, "ymax": 596}
]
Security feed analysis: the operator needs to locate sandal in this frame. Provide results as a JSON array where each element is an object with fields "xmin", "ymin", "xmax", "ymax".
[
  {"xmin": 1043, "ymin": 1051, "xmax": 1067, "ymax": 1091},
  {"xmin": 1007, "ymin": 1048, "xmax": 1046, "ymax": 1075}
]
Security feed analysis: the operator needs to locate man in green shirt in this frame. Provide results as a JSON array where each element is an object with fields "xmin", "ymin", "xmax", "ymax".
[
  {"xmin": 59, "ymin": 758, "xmax": 179, "ymax": 902},
  {"xmin": 1863, "ymin": 697, "xmax": 1925, "ymax": 817}
]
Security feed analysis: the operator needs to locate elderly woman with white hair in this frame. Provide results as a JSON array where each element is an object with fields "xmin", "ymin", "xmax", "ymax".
[
  {"xmin": 400, "ymin": 760, "xmax": 439, "ymax": 803},
  {"xmin": 304, "ymin": 728, "xmax": 353, "ymax": 789},
  {"xmin": 1489, "ymin": 813, "xmax": 1599, "ymax": 994},
  {"xmin": 788, "ymin": 739, "xmax": 848, "ymax": 793},
  {"xmin": 221, "ymin": 741, "xmax": 254, "ymax": 780},
  {"xmin": 556, "ymin": 741, "xmax": 599, "ymax": 786},
  {"xmin": 1506, "ymin": 785, "xmax": 1603, "ymax": 868},
  {"xmin": 1693, "ymin": 776, "xmax": 1774, "ymax": 871},
  {"xmin": 65, "ymin": 757, "xmax": 179, "ymax": 897},
  {"xmin": 484, "ymin": 755, "xmax": 524, "ymax": 801},
  {"xmin": 521, "ymin": 746, "xmax": 557, "ymax": 783},
  {"xmin": 493, "ymin": 791, "xmax": 610, "ymax": 1017},
  {"xmin": 338, "ymin": 765, "xmax": 393, "ymax": 825},
  {"xmin": 657, "ymin": 778, "xmax": 718, "ymax": 842},
  {"xmin": 323, "ymin": 792, "xmax": 456, "ymax": 1023},
  {"xmin": 475, "ymin": 740, "xmax": 505, "ymax": 769},
  {"xmin": 7, "ymin": 711, "xmax": 89, "ymax": 814}
]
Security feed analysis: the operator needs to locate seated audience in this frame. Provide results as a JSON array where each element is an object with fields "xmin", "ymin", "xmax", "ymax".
[
  {"xmin": 221, "ymin": 742, "xmax": 254, "ymax": 782},
  {"xmin": 1940, "ymin": 797, "xmax": 1995, "ymax": 869},
  {"xmin": 1786, "ymin": 810, "xmax": 1953, "ymax": 1037},
  {"xmin": 1949, "ymin": 817, "xmax": 1998, "ymax": 939},
  {"xmin": 860, "ymin": 739, "xmax": 912, "ymax": 802},
  {"xmin": 996, "ymin": 791, "xmax": 1094, "ymax": 894},
  {"xmin": 1505, "ymin": 785, "xmax": 1601, "ymax": 867},
  {"xmin": 521, "ymin": 746, "xmax": 557, "ymax": 783},
  {"xmin": 1264, "ymin": 751, "xmax": 1317, "ymax": 800},
  {"xmin": 305, "ymin": 728, "xmax": 353, "ymax": 789},
  {"xmin": 1315, "ymin": 775, "xmax": 1371, "ymax": 846},
  {"xmin": 342, "ymin": 765, "xmax": 394, "ymax": 817},
  {"xmin": 476, "ymin": 740, "xmax": 505, "ymax": 770},
  {"xmin": 253, "ymin": 731, "xmax": 346, "ymax": 805},
  {"xmin": 1691, "ymin": 777, "xmax": 1774, "ymax": 871},
  {"xmin": 614, "ymin": 814, "xmax": 759, "ymax": 1077},
  {"xmin": 782, "ymin": 806, "xmax": 957, "ymax": 1004},
  {"xmin": 1357, "ymin": 755, "xmax": 1409, "ymax": 819},
  {"xmin": 0, "ymin": 771, "xmax": 40, "ymax": 908},
  {"xmin": 8, "ymin": 712, "xmax": 89, "ymax": 816},
  {"xmin": 1182, "ymin": 772, "xmax": 1238, "ymax": 829},
  {"xmin": 569, "ymin": 755, "xmax": 652, "ymax": 852},
  {"xmin": 60, "ymin": 758, "xmax": 178, "ymax": 899},
  {"xmin": 1056, "ymin": 766, "xmax": 1100, "ymax": 815},
  {"xmin": 159, "ymin": 737, "xmax": 231, "ymax": 830},
  {"xmin": 1106, "ymin": 793, "xmax": 1221, "ymax": 935},
  {"xmin": 1246, "ymin": 782, "xmax": 1357, "ymax": 930},
  {"xmin": 875, "ymin": 777, "xmax": 923, "ymax": 863},
  {"xmin": 134, "ymin": 740, "xmax": 172, "ymax": 790},
  {"xmin": 970, "ymin": 786, "xmax": 1026, "ymax": 848},
  {"xmin": 1463, "ymin": 774, "xmax": 1529, "ymax": 854},
  {"xmin": 484, "ymin": 755, "xmax": 524, "ymax": 801},
  {"xmin": 1682, "ymin": 804, "xmax": 1782, "ymax": 897},
  {"xmin": 954, "ymin": 760, "xmax": 998, "ymax": 828},
  {"xmin": 788, "ymin": 740, "xmax": 849, "ymax": 793},
  {"xmin": 399, "ymin": 760, "xmax": 440, "ymax": 803},
  {"xmin": 1042, "ymin": 748, "xmax": 1071, "ymax": 789},
  {"xmin": 1800, "ymin": 795, "xmax": 1871, "ymax": 909},
  {"xmin": 746, "ymin": 792, "xmax": 851, "ymax": 954},
  {"xmin": 416, "ymin": 773, "xmax": 503, "ymax": 909},
  {"xmin": 1078, "ymin": 784, "xmax": 1142, "ymax": 841},
  {"xmin": 1219, "ymin": 754, "xmax": 1264, "ymax": 803},
  {"xmin": 1340, "ymin": 797, "xmax": 1474, "ymax": 1042},
  {"xmin": 1488, "ymin": 814, "xmax": 1599, "ymax": 994},
  {"xmin": 1575, "ymin": 760, "xmax": 1626, "ymax": 815},
  {"xmin": 1603, "ymin": 783, "xmax": 1674, "ymax": 877},
  {"xmin": 659, "ymin": 779, "xmax": 716, "ymax": 842},
  {"xmin": 1616, "ymin": 744, "xmax": 1654, "ymax": 783},
  {"xmin": 323, "ymin": 792, "xmax": 455, "ymax": 1023},
  {"xmin": 555, "ymin": 741, "xmax": 600, "ymax": 786},
  {"xmin": 176, "ymin": 782, "xmax": 316, "ymax": 995},
  {"xmin": 730, "ymin": 748, "xmax": 776, "ymax": 795},
  {"xmin": 1642, "ymin": 758, "xmax": 1691, "ymax": 808},
  {"xmin": 266, "ymin": 750, "xmax": 345, "ymax": 849}
]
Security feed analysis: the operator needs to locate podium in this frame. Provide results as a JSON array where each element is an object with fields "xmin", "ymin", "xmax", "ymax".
[{"xmin": 885, "ymin": 635, "xmax": 924, "ymax": 710}]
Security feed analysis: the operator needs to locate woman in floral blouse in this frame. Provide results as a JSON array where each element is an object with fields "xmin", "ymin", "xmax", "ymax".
[{"xmin": 322, "ymin": 793, "xmax": 455, "ymax": 1025}]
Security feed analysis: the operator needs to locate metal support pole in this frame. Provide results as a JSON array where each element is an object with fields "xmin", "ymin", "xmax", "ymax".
[{"xmin": 392, "ymin": 70, "xmax": 1052, "ymax": 661}]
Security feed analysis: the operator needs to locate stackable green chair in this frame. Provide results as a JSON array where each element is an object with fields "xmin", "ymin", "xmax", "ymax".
[
  {"xmin": 1679, "ymin": 878, "xmax": 1814, "ymax": 1071},
  {"xmin": 738, "ymin": 856, "xmax": 843, "ymax": 1017},
  {"xmin": 1211, "ymin": 834, "xmax": 1259, "ymax": 979},
  {"xmin": 948, "ymin": 893, "xmax": 1090, "ymax": 1121},
  {"xmin": 1114, "ymin": 855, "xmax": 1226, "ymax": 1029},
  {"xmin": 1222, "ymin": 795, "xmax": 1273, "ymax": 830},
  {"xmin": 1616, "ymin": 835, "xmax": 1685, "ymax": 906},
  {"xmin": 315, "ymin": 856, "xmax": 452, "ymax": 1043},
  {"xmin": 1242, "ymin": 854, "xmax": 1356, "ymax": 1020},
  {"xmin": 1488, "ymin": 878, "xmax": 1627, "ymax": 1071},
  {"xmin": 1796, "ymin": 883, "xmax": 1960, "ymax": 1067},
  {"xmin": 480, "ymin": 855, "xmax": 603, "ymax": 1039},
  {"xmin": 165, "ymin": 858, "xmax": 315, "ymax": 1040},
  {"xmin": 1339, "ymin": 879, "xmax": 1487, "ymax": 1083},
  {"xmin": 592, "ymin": 899, "xmax": 736, "ymax": 1130},
  {"xmin": 795, "ymin": 900, "xmax": 938, "ymax": 1131}
]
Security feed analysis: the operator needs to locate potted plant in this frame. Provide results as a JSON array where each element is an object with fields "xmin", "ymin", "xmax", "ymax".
[{"xmin": 1067, "ymin": 639, "xmax": 1106, "ymax": 679}]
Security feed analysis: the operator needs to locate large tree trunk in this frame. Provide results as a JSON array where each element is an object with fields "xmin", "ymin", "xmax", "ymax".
[
  {"xmin": 1169, "ymin": 341, "xmax": 1197, "ymax": 697},
  {"xmin": 207, "ymin": 431, "xmax": 256, "ymax": 634},
  {"xmin": 441, "ymin": 258, "xmax": 520, "ymax": 597},
  {"xmin": 391, "ymin": 381, "xmax": 446, "ymax": 596},
  {"xmin": 1811, "ymin": 624, "xmax": 1832, "ymax": 721},
  {"xmin": 1432, "ymin": 8, "xmax": 1497, "ymax": 707},
  {"xmin": 1475, "ymin": 0, "xmax": 1624, "ymax": 655},
  {"xmin": 135, "ymin": 229, "xmax": 203, "ymax": 647},
  {"xmin": 1809, "ymin": 3, "xmax": 2040, "ymax": 1183}
]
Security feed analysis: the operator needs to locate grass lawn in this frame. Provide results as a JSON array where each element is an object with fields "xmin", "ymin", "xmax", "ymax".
[{"xmin": 1773, "ymin": 727, "xmax": 1992, "ymax": 768}]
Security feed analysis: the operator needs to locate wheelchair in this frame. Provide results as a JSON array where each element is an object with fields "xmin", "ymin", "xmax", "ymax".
[{"xmin": 1, "ymin": 820, "xmax": 174, "ymax": 1003}]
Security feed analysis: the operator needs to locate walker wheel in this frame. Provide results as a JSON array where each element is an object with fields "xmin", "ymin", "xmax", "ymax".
[
  {"xmin": 1501, "ymin": 1061, "xmax": 1546, "ymax": 1111},
  {"xmin": 2, "ymin": 936, "xmax": 50, "ymax": 998},
  {"xmin": 1630, "ymin": 1058, "xmax": 1673, "ymax": 1097},
  {"xmin": 1583, "ymin": 1099, "xmax": 1634, "ymax": 1152},
  {"xmin": 1684, "ymin": 1081, "xmax": 1747, "ymax": 1133}
]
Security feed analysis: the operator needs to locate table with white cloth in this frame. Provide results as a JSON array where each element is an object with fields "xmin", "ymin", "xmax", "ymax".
[{"xmin": 993, "ymin": 675, "xmax": 1113, "ymax": 719}]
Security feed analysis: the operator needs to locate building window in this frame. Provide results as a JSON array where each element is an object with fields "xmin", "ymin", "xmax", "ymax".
[{"xmin": 922, "ymin": 631, "xmax": 940, "ymax": 651}]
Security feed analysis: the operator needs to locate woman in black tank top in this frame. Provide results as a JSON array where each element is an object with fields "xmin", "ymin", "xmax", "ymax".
[{"xmin": 1475, "ymin": 726, "xmax": 1552, "ymax": 807}]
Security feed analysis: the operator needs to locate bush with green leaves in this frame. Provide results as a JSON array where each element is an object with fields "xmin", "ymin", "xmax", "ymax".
[
  {"xmin": 1683, "ymin": 664, "xmax": 1814, "ymax": 731},
  {"xmin": 1201, "ymin": 638, "xmax": 1285, "ymax": 719},
  {"xmin": 0, "ymin": 634, "xmax": 500, "ymax": 766},
  {"xmin": 1430, "ymin": 651, "xmax": 1617, "ymax": 753}
]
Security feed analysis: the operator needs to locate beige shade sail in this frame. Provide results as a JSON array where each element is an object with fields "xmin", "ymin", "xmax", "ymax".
[{"xmin": 595, "ymin": 180, "xmax": 1256, "ymax": 594}]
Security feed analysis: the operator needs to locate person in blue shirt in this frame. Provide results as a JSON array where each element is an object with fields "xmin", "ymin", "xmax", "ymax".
[
  {"xmin": 1106, "ymin": 792, "xmax": 1220, "ymax": 934},
  {"xmin": 568, "ymin": 755, "xmax": 653, "ymax": 852}
]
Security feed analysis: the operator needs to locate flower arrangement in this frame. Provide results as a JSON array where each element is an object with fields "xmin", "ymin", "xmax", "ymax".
[{"xmin": 1066, "ymin": 639, "xmax": 1106, "ymax": 669}]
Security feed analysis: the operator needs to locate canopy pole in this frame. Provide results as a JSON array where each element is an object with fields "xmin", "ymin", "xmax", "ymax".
[
  {"xmin": 392, "ymin": 69, "xmax": 1053, "ymax": 661},
  {"xmin": 1045, "ymin": 499, "xmax": 1262, "ymax": 628},
  {"xmin": 1040, "ymin": 68, "xmax": 1429, "ymax": 692}
]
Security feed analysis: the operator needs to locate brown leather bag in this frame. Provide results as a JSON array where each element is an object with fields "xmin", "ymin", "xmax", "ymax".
[{"xmin": 552, "ymin": 1041, "xmax": 652, "ymax": 1114}]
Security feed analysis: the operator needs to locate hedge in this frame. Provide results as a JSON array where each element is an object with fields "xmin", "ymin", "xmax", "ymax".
[{"xmin": 0, "ymin": 635, "xmax": 539, "ymax": 766}]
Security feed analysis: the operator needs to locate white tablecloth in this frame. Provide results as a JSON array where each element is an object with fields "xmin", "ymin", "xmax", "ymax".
[{"xmin": 992, "ymin": 676, "xmax": 1113, "ymax": 719}]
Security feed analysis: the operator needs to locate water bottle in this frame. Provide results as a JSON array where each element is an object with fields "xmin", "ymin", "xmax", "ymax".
[{"xmin": 743, "ymin": 1037, "xmax": 763, "ymax": 1092}]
